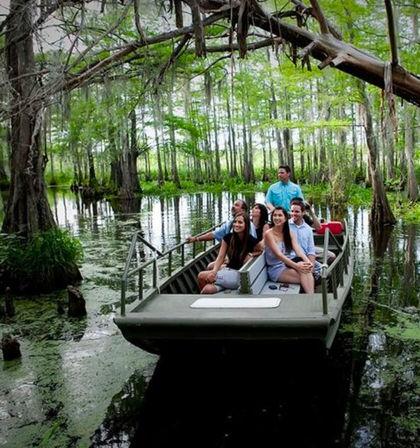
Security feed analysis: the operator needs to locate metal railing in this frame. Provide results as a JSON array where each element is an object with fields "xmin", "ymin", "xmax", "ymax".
[
  {"xmin": 120, "ymin": 219, "xmax": 352, "ymax": 317},
  {"xmin": 320, "ymin": 220, "xmax": 351, "ymax": 315},
  {"xmin": 120, "ymin": 223, "xmax": 223, "ymax": 315}
]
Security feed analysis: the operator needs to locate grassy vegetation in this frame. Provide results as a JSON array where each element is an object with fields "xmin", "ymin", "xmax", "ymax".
[
  {"xmin": 140, "ymin": 178, "xmax": 271, "ymax": 196},
  {"xmin": 138, "ymin": 180, "xmax": 420, "ymax": 222},
  {"xmin": 388, "ymin": 193, "xmax": 420, "ymax": 223},
  {"xmin": 0, "ymin": 228, "xmax": 83, "ymax": 291},
  {"xmin": 45, "ymin": 170, "xmax": 74, "ymax": 187}
]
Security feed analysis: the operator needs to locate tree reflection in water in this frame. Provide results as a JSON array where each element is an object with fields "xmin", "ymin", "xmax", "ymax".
[{"xmin": 341, "ymin": 225, "xmax": 419, "ymax": 448}]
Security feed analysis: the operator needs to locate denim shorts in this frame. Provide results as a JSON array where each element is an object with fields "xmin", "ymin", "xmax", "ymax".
[{"xmin": 214, "ymin": 268, "xmax": 240, "ymax": 291}]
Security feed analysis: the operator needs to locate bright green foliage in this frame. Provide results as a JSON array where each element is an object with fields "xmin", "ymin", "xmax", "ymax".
[
  {"xmin": 391, "ymin": 196, "xmax": 420, "ymax": 223},
  {"xmin": 0, "ymin": 229, "xmax": 83, "ymax": 285},
  {"xmin": 384, "ymin": 316, "xmax": 420, "ymax": 342}
]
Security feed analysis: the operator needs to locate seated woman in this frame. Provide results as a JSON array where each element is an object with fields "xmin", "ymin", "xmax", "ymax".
[
  {"xmin": 264, "ymin": 206, "xmax": 314, "ymax": 293},
  {"xmin": 250, "ymin": 203, "xmax": 270, "ymax": 242},
  {"xmin": 198, "ymin": 212, "xmax": 262, "ymax": 294}
]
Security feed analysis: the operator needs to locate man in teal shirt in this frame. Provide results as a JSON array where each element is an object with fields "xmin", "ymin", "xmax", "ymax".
[{"xmin": 266, "ymin": 165, "xmax": 304, "ymax": 212}]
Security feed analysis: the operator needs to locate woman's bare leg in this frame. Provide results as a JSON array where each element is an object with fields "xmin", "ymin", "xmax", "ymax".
[
  {"xmin": 198, "ymin": 270, "xmax": 212, "ymax": 290},
  {"xmin": 201, "ymin": 284, "xmax": 218, "ymax": 294},
  {"xmin": 299, "ymin": 272, "xmax": 314, "ymax": 293},
  {"xmin": 278, "ymin": 269, "xmax": 301, "ymax": 284},
  {"xmin": 279, "ymin": 269, "xmax": 314, "ymax": 293}
]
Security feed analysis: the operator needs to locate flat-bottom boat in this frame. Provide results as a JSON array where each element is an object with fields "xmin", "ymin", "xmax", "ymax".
[{"xmin": 114, "ymin": 222, "xmax": 353, "ymax": 354}]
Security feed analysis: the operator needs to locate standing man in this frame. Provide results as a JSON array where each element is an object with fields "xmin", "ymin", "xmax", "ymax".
[
  {"xmin": 186, "ymin": 199, "xmax": 257, "ymax": 243},
  {"xmin": 289, "ymin": 201, "xmax": 321, "ymax": 280},
  {"xmin": 266, "ymin": 165, "xmax": 304, "ymax": 212}
]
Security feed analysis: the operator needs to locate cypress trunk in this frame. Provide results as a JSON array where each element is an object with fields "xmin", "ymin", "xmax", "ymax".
[
  {"xmin": 359, "ymin": 83, "xmax": 396, "ymax": 227},
  {"xmin": 2, "ymin": 0, "xmax": 56, "ymax": 236},
  {"xmin": 404, "ymin": 102, "xmax": 418, "ymax": 202}
]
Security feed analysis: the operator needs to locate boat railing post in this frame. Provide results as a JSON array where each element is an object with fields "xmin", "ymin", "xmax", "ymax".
[
  {"xmin": 331, "ymin": 267, "xmax": 338, "ymax": 300},
  {"xmin": 342, "ymin": 221, "xmax": 349, "ymax": 274},
  {"xmin": 338, "ymin": 258, "xmax": 344, "ymax": 286},
  {"xmin": 321, "ymin": 228, "xmax": 330, "ymax": 314},
  {"xmin": 138, "ymin": 268, "xmax": 143, "ymax": 301},
  {"xmin": 153, "ymin": 258, "xmax": 157, "ymax": 288},
  {"xmin": 120, "ymin": 231, "xmax": 141, "ymax": 313},
  {"xmin": 323, "ymin": 228, "xmax": 330, "ymax": 265},
  {"xmin": 343, "ymin": 243, "xmax": 349, "ymax": 274},
  {"xmin": 121, "ymin": 280, "xmax": 126, "ymax": 316},
  {"xmin": 168, "ymin": 251, "xmax": 172, "ymax": 275},
  {"xmin": 181, "ymin": 244, "xmax": 185, "ymax": 266},
  {"xmin": 192, "ymin": 241, "xmax": 196, "ymax": 258},
  {"xmin": 321, "ymin": 268, "xmax": 328, "ymax": 315}
]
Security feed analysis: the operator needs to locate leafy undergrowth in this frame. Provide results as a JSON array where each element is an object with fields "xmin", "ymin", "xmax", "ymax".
[{"xmin": 0, "ymin": 228, "xmax": 83, "ymax": 293}]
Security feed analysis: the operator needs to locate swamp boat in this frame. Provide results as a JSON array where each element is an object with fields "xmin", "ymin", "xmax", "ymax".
[{"xmin": 114, "ymin": 222, "xmax": 353, "ymax": 354}]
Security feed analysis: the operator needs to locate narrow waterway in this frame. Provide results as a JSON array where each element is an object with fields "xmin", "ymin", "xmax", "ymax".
[{"xmin": 0, "ymin": 189, "xmax": 418, "ymax": 447}]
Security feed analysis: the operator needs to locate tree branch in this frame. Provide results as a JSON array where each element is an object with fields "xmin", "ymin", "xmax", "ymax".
[
  {"xmin": 64, "ymin": 3, "xmax": 132, "ymax": 74},
  {"xmin": 174, "ymin": 0, "xmax": 184, "ymax": 28},
  {"xmin": 237, "ymin": 0, "xmax": 250, "ymax": 58},
  {"xmin": 61, "ymin": 10, "xmax": 229, "ymax": 92},
  {"xmin": 134, "ymin": 0, "xmax": 147, "ymax": 42},
  {"xmin": 290, "ymin": 0, "xmax": 342, "ymax": 39},
  {"xmin": 249, "ymin": 7, "xmax": 420, "ymax": 106},
  {"xmin": 184, "ymin": 0, "xmax": 206, "ymax": 57},
  {"xmin": 0, "ymin": 0, "xmax": 90, "ymax": 56},
  {"xmin": 190, "ymin": 55, "xmax": 231, "ymax": 79},
  {"xmin": 308, "ymin": 0, "xmax": 330, "ymax": 34},
  {"xmin": 155, "ymin": 34, "xmax": 191, "ymax": 86},
  {"xmin": 203, "ymin": 37, "xmax": 284, "ymax": 54},
  {"xmin": 384, "ymin": 0, "xmax": 399, "ymax": 66}
]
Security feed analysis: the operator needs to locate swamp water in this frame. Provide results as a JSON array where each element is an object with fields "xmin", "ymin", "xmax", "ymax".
[{"xmin": 0, "ymin": 189, "xmax": 418, "ymax": 447}]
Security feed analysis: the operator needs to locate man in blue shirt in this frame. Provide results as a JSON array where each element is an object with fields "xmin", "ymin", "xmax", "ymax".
[
  {"xmin": 289, "ymin": 201, "xmax": 321, "ymax": 280},
  {"xmin": 266, "ymin": 165, "xmax": 304, "ymax": 212},
  {"xmin": 186, "ymin": 199, "xmax": 257, "ymax": 243}
]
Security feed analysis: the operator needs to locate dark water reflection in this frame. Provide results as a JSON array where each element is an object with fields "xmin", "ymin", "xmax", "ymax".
[
  {"xmin": 131, "ymin": 339, "xmax": 353, "ymax": 448},
  {"xmin": 0, "ymin": 189, "xmax": 418, "ymax": 448}
]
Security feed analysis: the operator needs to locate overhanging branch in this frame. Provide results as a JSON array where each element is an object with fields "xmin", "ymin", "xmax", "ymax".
[
  {"xmin": 61, "ymin": 10, "xmax": 230, "ymax": 92},
  {"xmin": 250, "ymin": 6, "xmax": 420, "ymax": 106}
]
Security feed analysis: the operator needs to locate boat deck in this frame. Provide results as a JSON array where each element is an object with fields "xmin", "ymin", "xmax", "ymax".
[{"xmin": 131, "ymin": 292, "xmax": 333, "ymax": 319}]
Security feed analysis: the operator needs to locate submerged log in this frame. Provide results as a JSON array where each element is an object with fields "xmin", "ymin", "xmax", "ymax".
[
  {"xmin": 1, "ymin": 333, "xmax": 21, "ymax": 361},
  {"xmin": 67, "ymin": 285, "xmax": 87, "ymax": 317}
]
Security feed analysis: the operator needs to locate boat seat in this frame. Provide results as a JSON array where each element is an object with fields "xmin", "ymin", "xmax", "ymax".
[
  {"xmin": 214, "ymin": 253, "xmax": 303, "ymax": 296},
  {"xmin": 240, "ymin": 254, "xmax": 301, "ymax": 295},
  {"xmin": 214, "ymin": 255, "xmax": 267, "ymax": 296},
  {"xmin": 239, "ymin": 253, "xmax": 267, "ymax": 294}
]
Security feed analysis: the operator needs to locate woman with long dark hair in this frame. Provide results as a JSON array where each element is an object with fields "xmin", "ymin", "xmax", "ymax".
[
  {"xmin": 250, "ymin": 203, "xmax": 270, "ymax": 242},
  {"xmin": 198, "ymin": 212, "xmax": 262, "ymax": 294},
  {"xmin": 264, "ymin": 206, "xmax": 314, "ymax": 293}
]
